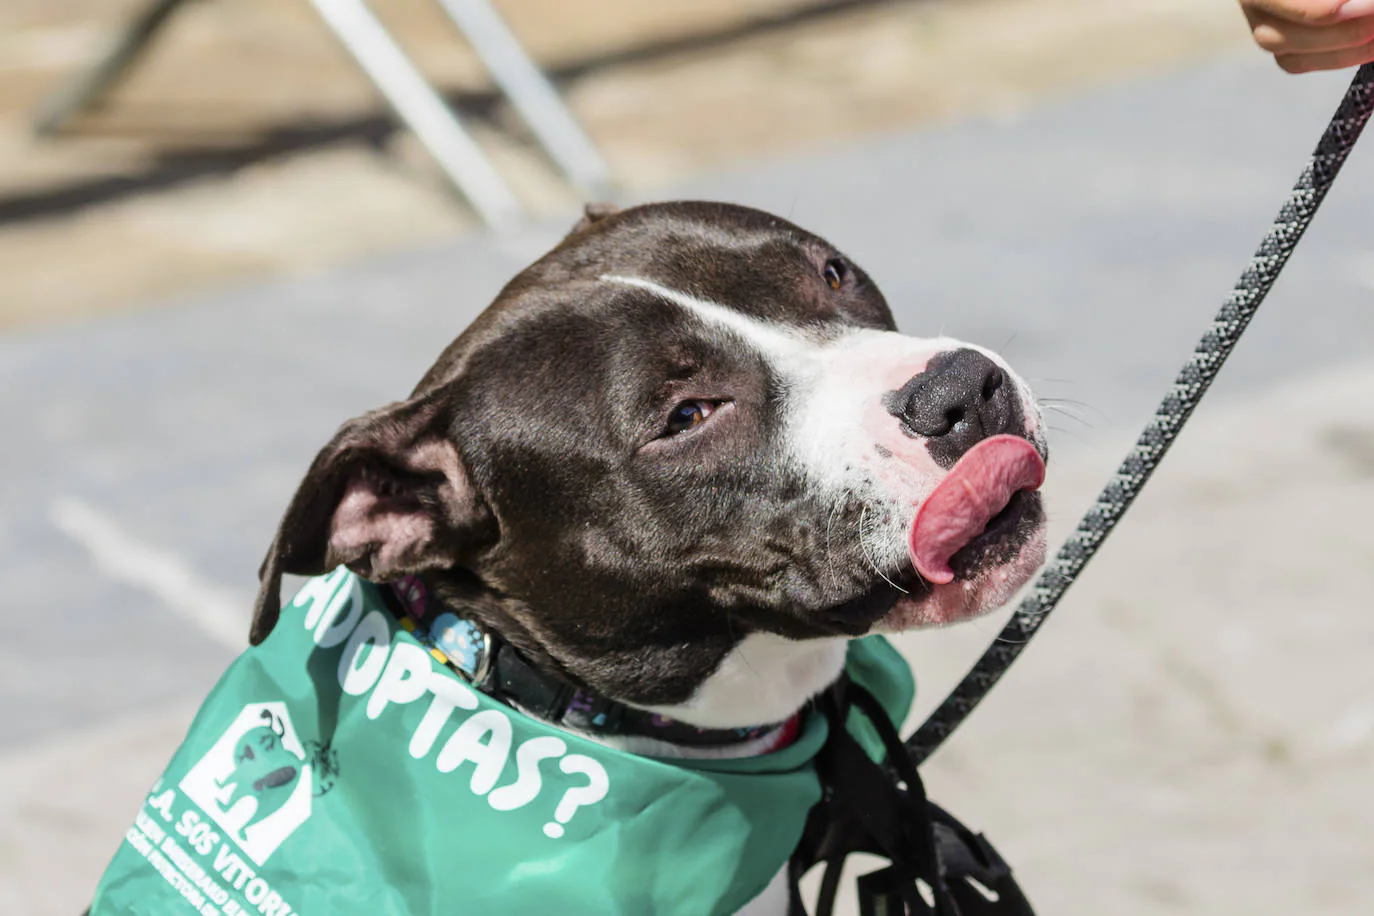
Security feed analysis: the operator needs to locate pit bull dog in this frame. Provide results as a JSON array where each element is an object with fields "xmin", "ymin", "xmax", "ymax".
[
  {"xmin": 253, "ymin": 199, "xmax": 1047, "ymax": 691},
  {"xmin": 93, "ymin": 200, "xmax": 1050, "ymax": 916}
]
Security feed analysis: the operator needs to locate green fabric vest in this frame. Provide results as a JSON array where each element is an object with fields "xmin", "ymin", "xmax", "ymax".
[{"xmin": 89, "ymin": 568, "xmax": 914, "ymax": 916}]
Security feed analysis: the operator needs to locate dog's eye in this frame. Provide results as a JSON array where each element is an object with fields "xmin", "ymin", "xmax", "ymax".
[
  {"xmin": 823, "ymin": 258, "xmax": 846, "ymax": 291},
  {"xmin": 663, "ymin": 400, "xmax": 717, "ymax": 436}
]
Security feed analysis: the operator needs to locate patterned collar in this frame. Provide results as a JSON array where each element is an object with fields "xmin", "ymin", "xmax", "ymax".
[{"xmin": 382, "ymin": 576, "xmax": 800, "ymax": 752}]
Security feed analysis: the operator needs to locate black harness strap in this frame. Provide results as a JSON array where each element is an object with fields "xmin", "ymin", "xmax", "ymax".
[{"xmin": 790, "ymin": 679, "xmax": 1035, "ymax": 916}]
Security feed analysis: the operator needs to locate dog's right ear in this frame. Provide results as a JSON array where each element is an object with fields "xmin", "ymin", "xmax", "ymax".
[
  {"xmin": 565, "ymin": 201, "xmax": 621, "ymax": 238},
  {"xmin": 249, "ymin": 390, "xmax": 490, "ymax": 645}
]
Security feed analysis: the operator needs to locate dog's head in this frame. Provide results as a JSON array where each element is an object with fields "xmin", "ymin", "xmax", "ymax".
[{"xmin": 252, "ymin": 202, "xmax": 1047, "ymax": 727}]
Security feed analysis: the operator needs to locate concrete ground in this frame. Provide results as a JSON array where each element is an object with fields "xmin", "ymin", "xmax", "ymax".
[
  {"xmin": 0, "ymin": 0, "xmax": 1250, "ymax": 327},
  {"xmin": 2, "ymin": 40, "xmax": 1373, "ymax": 916}
]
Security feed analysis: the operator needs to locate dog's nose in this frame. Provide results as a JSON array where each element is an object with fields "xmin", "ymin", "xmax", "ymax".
[{"xmin": 888, "ymin": 348, "xmax": 1020, "ymax": 465}]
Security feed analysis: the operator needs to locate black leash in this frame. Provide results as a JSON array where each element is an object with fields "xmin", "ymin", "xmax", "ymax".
[{"xmin": 906, "ymin": 63, "xmax": 1374, "ymax": 764}]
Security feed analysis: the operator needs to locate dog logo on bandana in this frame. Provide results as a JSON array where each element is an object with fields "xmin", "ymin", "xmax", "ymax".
[{"xmin": 179, "ymin": 702, "xmax": 336, "ymax": 865}]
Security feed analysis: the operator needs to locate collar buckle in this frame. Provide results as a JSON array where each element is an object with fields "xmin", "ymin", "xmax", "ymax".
[{"xmin": 426, "ymin": 612, "xmax": 493, "ymax": 684}]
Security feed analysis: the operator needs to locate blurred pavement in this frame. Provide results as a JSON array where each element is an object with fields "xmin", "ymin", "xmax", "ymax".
[{"xmin": 2, "ymin": 52, "xmax": 1372, "ymax": 914}]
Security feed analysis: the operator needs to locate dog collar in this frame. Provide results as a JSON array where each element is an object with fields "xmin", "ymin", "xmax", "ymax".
[{"xmin": 384, "ymin": 577, "xmax": 801, "ymax": 751}]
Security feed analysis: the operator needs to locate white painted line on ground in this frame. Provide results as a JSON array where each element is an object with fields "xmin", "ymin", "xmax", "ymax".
[{"xmin": 50, "ymin": 497, "xmax": 246, "ymax": 651}]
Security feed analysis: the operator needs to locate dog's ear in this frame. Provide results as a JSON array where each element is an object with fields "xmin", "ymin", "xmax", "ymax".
[
  {"xmin": 250, "ymin": 391, "xmax": 490, "ymax": 645},
  {"xmin": 566, "ymin": 201, "xmax": 621, "ymax": 237}
]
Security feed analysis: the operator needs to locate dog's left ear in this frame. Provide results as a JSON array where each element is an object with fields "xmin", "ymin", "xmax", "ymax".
[
  {"xmin": 249, "ymin": 390, "xmax": 491, "ymax": 645},
  {"xmin": 566, "ymin": 201, "xmax": 621, "ymax": 237}
]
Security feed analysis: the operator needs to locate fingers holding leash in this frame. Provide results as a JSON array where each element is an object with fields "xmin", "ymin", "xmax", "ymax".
[{"xmin": 1242, "ymin": 0, "xmax": 1374, "ymax": 72}]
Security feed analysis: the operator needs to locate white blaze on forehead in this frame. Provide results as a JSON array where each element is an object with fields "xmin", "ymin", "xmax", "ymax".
[{"xmin": 599, "ymin": 273, "xmax": 814, "ymax": 361}]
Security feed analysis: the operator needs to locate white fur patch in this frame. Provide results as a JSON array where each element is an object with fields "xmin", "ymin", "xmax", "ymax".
[{"xmin": 642, "ymin": 632, "xmax": 849, "ymax": 730}]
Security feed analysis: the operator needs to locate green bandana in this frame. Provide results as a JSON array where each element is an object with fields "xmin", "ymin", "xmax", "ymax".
[{"xmin": 89, "ymin": 568, "xmax": 913, "ymax": 916}]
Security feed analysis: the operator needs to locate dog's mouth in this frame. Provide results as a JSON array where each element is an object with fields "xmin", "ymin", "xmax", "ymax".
[
  {"xmin": 892, "ymin": 486, "xmax": 1044, "ymax": 592},
  {"xmin": 818, "ymin": 436, "xmax": 1047, "ymax": 634},
  {"xmin": 942, "ymin": 487, "xmax": 1043, "ymax": 578},
  {"xmin": 877, "ymin": 436, "xmax": 1047, "ymax": 630},
  {"xmin": 816, "ymin": 477, "xmax": 1046, "ymax": 636},
  {"xmin": 909, "ymin": 435, "xmax": 1047, "ymax": 584}
]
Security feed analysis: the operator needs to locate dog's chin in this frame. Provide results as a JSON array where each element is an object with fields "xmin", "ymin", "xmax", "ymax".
[{"xmin": 874, "ymin": 525, "xmax": 1047, "ymax": 631}]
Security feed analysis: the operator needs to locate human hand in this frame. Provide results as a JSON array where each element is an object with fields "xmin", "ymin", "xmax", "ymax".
[{"xmin": 1241, "ymin": 0, "xmax": 1374, "ymax": 72}]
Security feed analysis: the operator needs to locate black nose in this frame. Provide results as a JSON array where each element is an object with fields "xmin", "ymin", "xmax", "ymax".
[{"xmin": 887, "ymin": 348, "xmax": 1024, "ymax": 468}]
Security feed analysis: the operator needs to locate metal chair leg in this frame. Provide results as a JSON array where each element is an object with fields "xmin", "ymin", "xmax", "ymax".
[
  {"xmin": 33, "ymin": 0, "xmax": 195, "ymax": 136},
  {"xmin": 435, "ymin": 0, "xmax": 613, "ymax": 199},
  {"xmin": 308, "ymin": 0, "xmax": 523, "ymax": 226},
  {"xmin": 32, "ymin": 0, "xmax": 535, "ymax": 227}
]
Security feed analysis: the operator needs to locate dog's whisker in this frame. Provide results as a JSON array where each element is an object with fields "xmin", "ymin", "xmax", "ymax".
[
  {"xmin": 1041, "ymin": 409, "xmax": 1094, "ymax": 429},
  {"xmin": 1039, "ymin": 396, "xmax": 1107, "ymax": 421},
  {"xmin": 1047, "ymin": 424, "xmax": 1089, "ymax": 441},
  {"xmin": 1041, "ymin": 403, "xmax": 1095, "ymax": 428},
  {"xmin": 1043, "ymin": 410, "xmax": 1094, "ymax": 435},
  {"xmin": 964, "ymin": 615, "xmax": 995, "ymax": 637},
  {"xmin": 824, "ymin": 498, "xmax": 845, "ymax": 592},
  {"xmin": 908, "ymin": 553, "xmax": 930, "ymax": 591},
  {"xmin": 1046, "ymin": 419, "xmax": 1093, "ymax": 436},
  {"xmin": 733, "ymin": 620, "xmax": 765, "ymax": 679},
  {"xmin": 860, "ymin": 506, "xmax": 908, "ymax": 595}
]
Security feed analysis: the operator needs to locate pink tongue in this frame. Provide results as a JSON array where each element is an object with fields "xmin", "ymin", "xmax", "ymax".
[{"xmin": 909, "ymin": 434, "xmax": 1046, "ymax": 585}]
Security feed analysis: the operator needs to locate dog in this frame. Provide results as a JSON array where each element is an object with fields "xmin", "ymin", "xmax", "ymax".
[{"xmin": 88, "ymin": 201, "xmax": 1048, "ymax": 916}]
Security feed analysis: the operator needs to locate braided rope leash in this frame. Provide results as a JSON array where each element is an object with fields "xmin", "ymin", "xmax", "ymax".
[{"xmin": 906, "ymin": 64, "xmax": 1374, "ymax": 765}]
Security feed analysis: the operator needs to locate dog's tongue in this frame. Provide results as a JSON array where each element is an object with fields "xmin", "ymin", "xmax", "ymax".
[{"xmin": 909, "ymin": 435, "xmax": 1046, "ymax": 585}]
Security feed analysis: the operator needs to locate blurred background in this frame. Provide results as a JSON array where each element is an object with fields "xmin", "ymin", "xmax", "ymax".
[{"xmin": 2, "ymin": 1, "xmax": 1371, "ymax": 914}]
